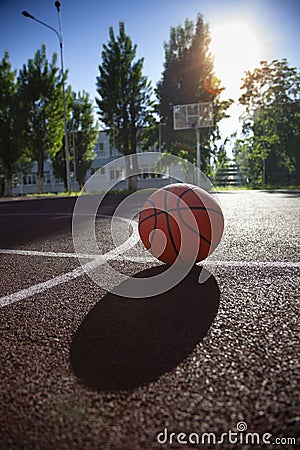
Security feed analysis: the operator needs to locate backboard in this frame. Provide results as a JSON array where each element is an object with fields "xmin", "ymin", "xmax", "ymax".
[{"xmin": 173, "ymin": 102, "xmax": 213, "ymax": 130}]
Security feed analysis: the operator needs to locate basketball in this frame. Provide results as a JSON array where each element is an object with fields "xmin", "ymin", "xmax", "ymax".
[{"xmin": 138, "ymin": 183, "xmax": 224, "ymax": 265}]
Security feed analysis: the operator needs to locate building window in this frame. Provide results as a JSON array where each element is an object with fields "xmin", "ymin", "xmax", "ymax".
[
  {"xmin": 138, "ymin": 166, "xmax": 160, "ymax": 179},
  {"xmin": 31, "ymin": 174, "xmax": 37, "ymax": 184},
  {"xmin": 90, "ymin": 167, "xmax": 105, "ymax": 176},
  {"xmin": 109, "ymin": 145, "xmax": 118, "ymax": 157},
  {"xmin": 109, "ymin": 168, "xmax": 125, "ymax": 180},
  {"xmin": 97, "ymin": 141, "xmax": 107, "ymax": 158},
  {"xmin": 23, "ymin": 174, "xmax": 37, "ymax": 185},
  {"xmin": 44, "ymin": 172, "xmax": 51, "ymax": 184}
]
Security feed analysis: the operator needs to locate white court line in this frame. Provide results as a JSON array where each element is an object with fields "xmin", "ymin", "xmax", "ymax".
[
  {"xmin": 0, "ymin": 248, "xmax": 98, "ymax": 259},
  {"xmin": 203, "ymin": 260, "xmax": 300, "ymax": 268},
  {"xmin": 0, "ymin": 264, "xmax": 88, "ymax": 308},
  {"xmin": 1, "ymin": 207, "xmax": 299, "ymax": 307},
  {"xmin": 0, "ymin": 248, "xmax": 154, "ymax": 262},
  {"xmin": 1, "ymin": 248, "xmax": 300, "ymax": 268},
  {"xmin": 0, "ymin": 210, "xmax": 299, "ymax": 308},
  {"xmin": 0, "ymin": 219, "xmax": 141, "ymax": 308},
  {"xmin": 0, "ymin": 255, "xmax": 117, "ymax": 308},
  {"xmin": 0, "ymin": 256, "xmax": 299, "ymax": 308}
]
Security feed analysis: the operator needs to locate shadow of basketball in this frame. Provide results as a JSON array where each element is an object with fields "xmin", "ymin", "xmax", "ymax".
[{"xmin": 70, "ymin": 265, "xmax": 220, "ymax": 391}]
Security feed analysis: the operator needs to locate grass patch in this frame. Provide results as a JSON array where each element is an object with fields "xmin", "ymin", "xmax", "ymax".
[
  {"xmin": 25, "ymin": 191, "xmax": 81, "ymax": 198},
  {"xmin": 212, "ymin": 185, "xmax": 249, "ymax": 191}
]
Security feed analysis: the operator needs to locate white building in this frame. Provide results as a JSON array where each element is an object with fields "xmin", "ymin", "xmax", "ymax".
[
  {"xmin": 11, "ymin": 131, "xmax": 170, "ymax": 195},
  {"xmin": 12, "ymin": 159, "xmax": 67, "ymax": 196}
]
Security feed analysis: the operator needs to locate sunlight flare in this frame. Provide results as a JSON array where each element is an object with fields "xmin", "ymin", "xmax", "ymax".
[{"xmin": 210, "ymin": 21, "xmax": 262, "ymax": 98}]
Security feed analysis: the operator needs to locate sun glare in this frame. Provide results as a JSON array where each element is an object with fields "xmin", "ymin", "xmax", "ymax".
[{"xmin": 210, "ymin": 21, "xmax": 262, "ymax": 98}]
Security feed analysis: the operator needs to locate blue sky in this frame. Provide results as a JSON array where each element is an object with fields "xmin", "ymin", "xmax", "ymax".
[{"xmin": 1, "ymin": 0, "xmax": 300, "ymax": 145}]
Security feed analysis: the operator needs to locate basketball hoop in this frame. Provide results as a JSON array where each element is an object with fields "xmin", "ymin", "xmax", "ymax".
[
  {"xmin": 173, "ymin": 102, "xmax": 213, "ymax": 186},
  {"xmin": 173, "ymin": 102, "xmax": 213, "ymax": 130}
]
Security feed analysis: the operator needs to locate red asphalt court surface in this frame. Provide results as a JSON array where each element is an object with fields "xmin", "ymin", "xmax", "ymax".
[{"xmin": 0, "ymin": 190, "xmax": 299, "ymax": 449}]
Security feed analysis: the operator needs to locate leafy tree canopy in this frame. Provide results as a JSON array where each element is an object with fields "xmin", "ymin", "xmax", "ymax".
[
  {"xmin": 96, "ymin": 21, "xmax": 154, "ymax": 157},
  {"xmin": 18, "ymin": 44, "xmax": 64, "ymax": 193},
  {"xmin": 0, "ymin": 51, "xmax": 20, "ymax": 196},
  {"xmin": 96, "ymin": 21, "xmax": 155, "ymax": 190},
  {"xmin": 237, "ymin": 59, "xmax": 300, "ymax": 185},
  {"xmin": 52, "ymin": 89, "xmax": 98, "ymax": 189},
  {"xmin": 157, "ymin": 13, "xmax": 232, "ymax": 173}
]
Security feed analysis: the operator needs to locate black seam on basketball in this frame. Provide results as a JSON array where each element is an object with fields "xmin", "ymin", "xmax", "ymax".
[
  {"xmin": 176, "ymin": 195, "xmax": 212, "ymax": 246},
  {"xmin": 179, "ymin": 187, "xmax": 223, "ymax": 217},
  {"xmin": 146, "ymin": 199, "xmax": 157, "ymax": 246},
  {"xmin": 179, "ymin": 187, "xmax": 193, "ymax": 199},
  {"xmin": 164, "ymin": 187, "xmax": 183, "ymax": 262},
  {"xmin": 139, "ymin": 205, "xmax": 222, "ymax": 226},
  {"xmin": 139, "ymin": 209, "xmax": 165, "ymax": 226},
  {"xmin": 189, "ymin": 206, "xmax": 223, "ymax": 217},
  {"xmin": 143, "ymin": 199, "xmax": 156, "ymax": 216},
  {"xmin": 140, "ymin": 199, "xmax": 156, "ymax": 222}
]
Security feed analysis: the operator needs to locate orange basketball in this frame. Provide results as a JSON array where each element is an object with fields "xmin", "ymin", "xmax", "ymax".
[{"xmin": 138, "ymin": 183, "xmax": 224, "ymax": 265}]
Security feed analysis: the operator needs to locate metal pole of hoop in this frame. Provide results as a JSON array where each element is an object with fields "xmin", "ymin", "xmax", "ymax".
[
  {"xmin": 173, "ymin": 102, "xmax": 213, "ymax": 187},
  {"xmin": 22, "ymin": 2, "xmax": 71, "ymax": 193},
  {"xmin": 190, "ymin": 122, "xmax": 201, "ymax": 186},
  {"xmin": 191, "ymin": 122, "xmax": 201, "ymax": 186},
  {"xmin": 196, "ymin": 126, "xmax": 201, "ymax": 186}
]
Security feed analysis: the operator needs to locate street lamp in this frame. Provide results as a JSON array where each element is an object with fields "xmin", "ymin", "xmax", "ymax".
[{"xmin": 22, "ymin": 2, "xmax": 71, "ymax": 193}]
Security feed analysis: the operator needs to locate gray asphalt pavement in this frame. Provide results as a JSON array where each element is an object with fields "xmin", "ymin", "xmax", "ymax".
[{"xmin": 0, "ymin": 190, "xmax": 299, "ymax": 449}]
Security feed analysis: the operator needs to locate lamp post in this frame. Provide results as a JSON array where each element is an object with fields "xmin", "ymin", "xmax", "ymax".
[
  {"xmin": 22, "ymin": 2, "xmax": 71, "ymax": 193},
  {"xmin": 71, "ymin": 116, "xmax": 77, "ymax": 182}
]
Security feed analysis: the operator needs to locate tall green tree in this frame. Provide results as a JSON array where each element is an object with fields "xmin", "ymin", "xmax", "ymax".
[
  {"xmin": 96, "ymin": 21, "xmax": 154, "ymax": 190},
  {"xmin": 157, "ymin": 14, "xmax": 232, "ymax": 173},
  {"xmin": 0, "ymin": 51, "xmax": 20, "ymax": 196},
  {"xmin": 52, "ymin": 90, "xmax": 98, "ymax": 189},
  {"xmin": 238, "ymin": 59, "xmax": 300, "ymax": 185},
  {"xmin": 18, "ymin": 44, "xmax": 64, "ymax": 193}
]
